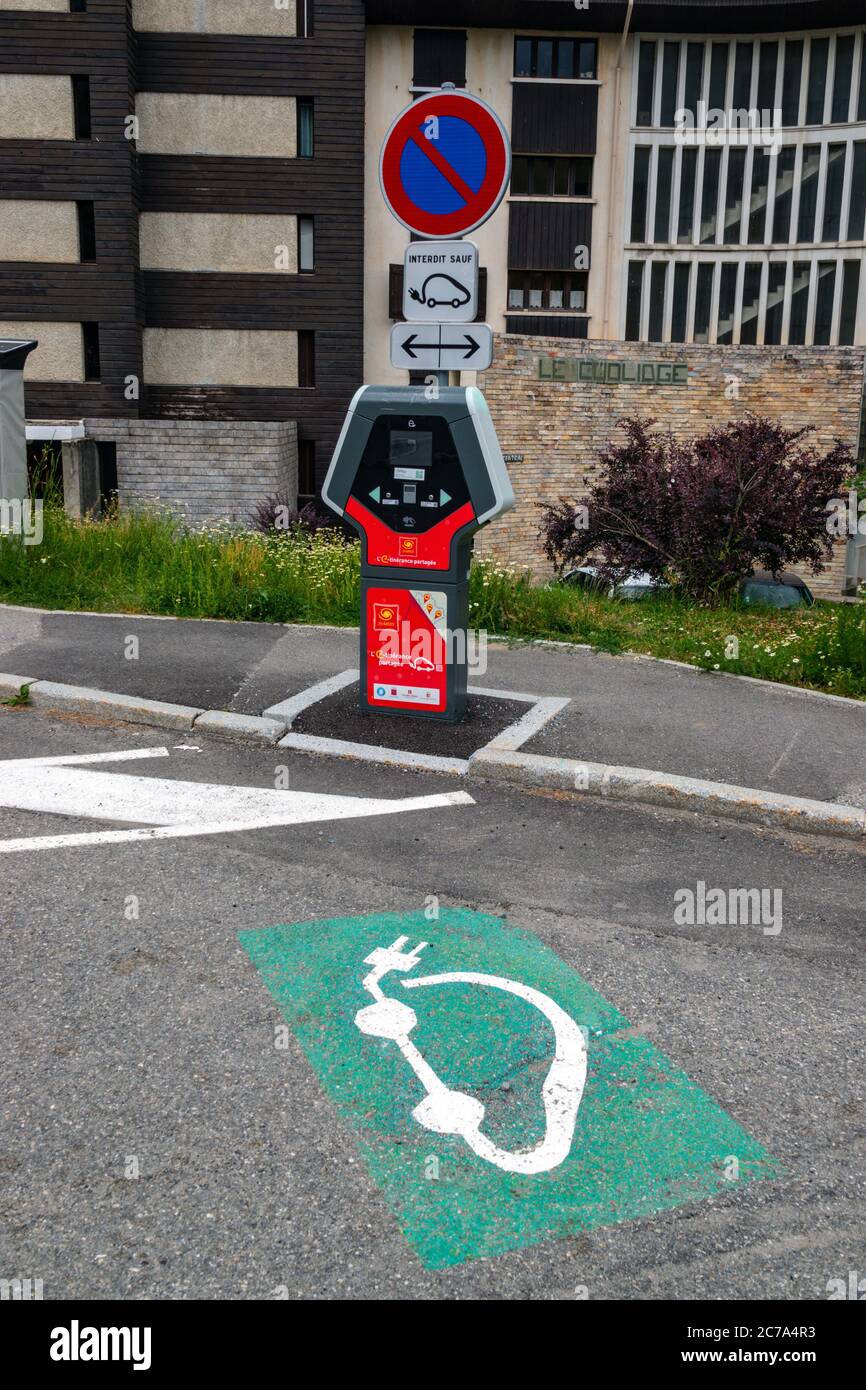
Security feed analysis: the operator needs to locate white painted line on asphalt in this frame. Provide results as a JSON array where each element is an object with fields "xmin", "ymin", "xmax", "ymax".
[
  {"xmin": 0, "ymin": 747, "xmax": 475, "ymax": 853},
  {"xmin": 262, "ymin": 669, "xmax": 360, "ymax": 725},
  {"xmin": 279, "ymin": 730, "xmax": 470, "ymax": 775},
  {"xmin": 469, "ymin": 684, "xmax": 538, "ymax": 704},
  {"xmin": 483, "ymin": 695, "xmax": 572, "ymax": 753},
  {"xmin": 3, "ymin": 747, "xmax": 171, "ymax": 769}
]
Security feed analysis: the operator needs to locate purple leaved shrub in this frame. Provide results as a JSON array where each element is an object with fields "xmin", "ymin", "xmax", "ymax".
[
  {"xmin": 249, "ymin": 494, "xmax": 335, "ymax": 537},
  {"xmin": 538, "ymin": 416, "xmax": 854, "ymax": 606}
]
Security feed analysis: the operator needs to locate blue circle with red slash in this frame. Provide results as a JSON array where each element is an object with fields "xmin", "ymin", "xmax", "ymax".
[{"xmin": 379, "ymin": 92, "xmax": 511, "ymax": 238}]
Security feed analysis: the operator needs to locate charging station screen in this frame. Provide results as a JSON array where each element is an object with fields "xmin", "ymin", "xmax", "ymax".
[{"xmin": 390, "ymin": 430, "xmax": 432, "ymax": 469}]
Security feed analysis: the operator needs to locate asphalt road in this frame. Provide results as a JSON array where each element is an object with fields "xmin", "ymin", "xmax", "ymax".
[{"xmin": 1, "ymin": 705, "xmax": 863, "ymax": 1300}]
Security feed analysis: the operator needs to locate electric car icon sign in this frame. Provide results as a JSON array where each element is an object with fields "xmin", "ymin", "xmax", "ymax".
[
  {"xmin": 409, "ymin": 273, "xmax": 471, "ymax": 311},
  {"xmin": 402, "ymin": 240, "xmax": 479, "ymax": 323}
]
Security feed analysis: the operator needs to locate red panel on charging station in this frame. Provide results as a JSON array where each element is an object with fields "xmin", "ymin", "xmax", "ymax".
[
  {"xmin": 366, "ymin": 587, "xmax": 448, "ymax": 712},
  {"xmin": 346, "ymin": 496, "xmax": 475, "ymax": 571}
]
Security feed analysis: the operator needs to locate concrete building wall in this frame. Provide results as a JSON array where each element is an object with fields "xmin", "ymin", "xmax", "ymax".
[
  {"xmin": 136, "ymin": 93, "xmax": 297, "ymax": 158},
  {"xmin": 0, "ymin": 0, "xmax": 68, "ymax": 11},
  {"xmin": 132, "ymin": 0, "xmax": 297, "ymax": 35},
  {"xmin": 0, "ymin": 321, "xmax": 83, "ymax": 381},
  {"xmin": 85, "ymin": 418, "xmax": 299, "ymax": 530},
  {"xmin": 139, "ymin": 213, "xmax": 298, "ymax": 275},
  {"xmin": 143, "ymin": 328, "xmax": 299, "ymax": 389},
  {"xmin": 478, "ymin": 334, "xmax": 865, "ymax": 599},
  {"xmin": 0, "ymin": 74, "xmax": 74, "ymax": 141},
  {"xmin": 364, "ymin": 26, "xmax": 414, "ymax": 385},
  {"xmin": 0, "ymin": 200, "xmax": 79, "ymax": 263}
]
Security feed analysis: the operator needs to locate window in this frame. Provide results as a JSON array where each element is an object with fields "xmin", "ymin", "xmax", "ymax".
[
  {"xmin": 732, "ymin": 43, "xmax": 753, "ymax": 110},
  {"xmin": 740, "ymin": 263, "xmax": 763, "ymax": 344},
  {"xmin": 839, "ymin": 260, "xmax": 861, "ymax": 345},
  {"xmin": 764, "ymin": 264, "xmax": 787, "ymax": 344},
  {"xmin": 693, "ymin": 262, "xmax": 714, "ymax": 341},
  {"xmin": 806, "ymin": 37, "xmax": 829, "ymax": 124},
  {"xmin": 82, "ymin": 322, "xmax": 100, "ymax": 381},
  {"xmin": 298, "ymin": 100, "xmax": 314, "ymax": 158},
  {"xmin": 700, "ymin": 149, "xmax": 722, "ymax": 244},
  {"xmin": 832, "ymin": 35, "xmax": 855, "ymax": 123},
  {"xmin": 70, "ymin": 0, "xmax": 87, "ymax": 10},
  {"xmin": 848, "ymin": 142, "xmax": 866, "ymax": 241},
  {"xmin": 781, "ymin": 40, "xmax": 804, "ymax": 125},
  {"xmin": 647, "ymin": 261, "xmax": 668, "ymax": 341},
  {"xmin": 678, "ymin": 148, "xmax": 698, "ymax": 243},
  {"xmin": 298, "ymin": 330, "xmax": 315, "ymax": 387},
  {"xmin": 507, "ymin": 270, "xmax": 587, "ymax": 312},
  {"xmin": 772, "ymin": 147, "xmax": 796, "ymax": 242},
  {"xmin": 671, "ymin": 262, "xmax": 690, "ymax": 342},
  {"xmin": 76, "ymin": 202, "xmax": 96, "ymax": 262},
  {"xmin": 797, "ymin": 145, "xmax": 821, "ymax": 242},
  {"xmin": 708, "ymin": 43, "xmax": 728, "ymax": 111},
  {"xmin": 859, "ymin": 36, "xmax": 866, "ymax": 121},
  {"xmin": 683, "ymin": 44, "xmax": 703, "ymax": 121},
  {"xmin": 723, "ymin": 149, "xmax": 746, "ymax": 244},
  {"xmin": 636, "ymin": 42, "xmax": 655, "ymax": 126},
  {"xmin": 717, "ymin": 263, "xmax": 738, "ymax": 344},
  {"xmin": 413, "ymin": 29, "xmax": 466, "ymax": 88},
  {"xmin": 514, "ymin": 37, "xmax": 596, "ymax": 80},
  {"xmin": 298, "ymin": 216, "xmax": 314, "ymax": 272},
  {"xmin": 654, "ymin": 147, "xmax": 674, "ymax": 242},
  {"xmin": 296, "ymin": 0, "xmax": 313, "ymax": 38},
  {"xmin": 71, "ymin": 75, "xmax": 91, "ymax": 139},
  {"xmin": 511, "ymin": 155, "xmax": 592, "ymax": 198},
  {"xmin": 298, "ymin": 439, "xmax": 316, "ymax": 500},
  {"xmin": 814, "ymin": 260, "xmax": 837, "ymax": 343},
  {"xmin": 822, "ymin": 144, "xmax": 847, "ymax": 241},
  {"xmin": 748, "ymin": 151, "xmax": 770, "ymax": 244},
  {"xmin": 631, "ymin": 147, "xmax": 651, "ymax": 242},
  {"xmin": 757, "ymin": 42, "xmax": 778, "ymax": 113},
  {"xmin": 788, "ymin": 262, "xmax": 811, "ymax": 344},
  {"xmin": 659, "ymin": 43, "xmax": 680, "ymax": 127},
  {"xmin": 625, "ymin": 261, "xmax": 645, "ymax": 340}
]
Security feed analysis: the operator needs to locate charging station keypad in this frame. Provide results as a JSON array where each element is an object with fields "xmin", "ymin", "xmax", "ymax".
[{"xmin": 349, "ymin": 415, "xmax": 470, "ymax": 534}]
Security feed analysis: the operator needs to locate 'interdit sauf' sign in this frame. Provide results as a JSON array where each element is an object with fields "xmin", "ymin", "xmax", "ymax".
[{"xmin": 240, "ymin": 909, "xmax": 777, "ymax": 1269}]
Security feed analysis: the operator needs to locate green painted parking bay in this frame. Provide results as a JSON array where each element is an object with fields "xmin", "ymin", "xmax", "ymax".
[{"xmin": 240, "ymin": 909, "xmax": 778, "ymax": 1269}]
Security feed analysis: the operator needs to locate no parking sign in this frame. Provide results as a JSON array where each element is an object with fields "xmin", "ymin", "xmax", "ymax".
[{"xmin": 379, "ymin": 89, "xmax": 511, "ymax": 239}]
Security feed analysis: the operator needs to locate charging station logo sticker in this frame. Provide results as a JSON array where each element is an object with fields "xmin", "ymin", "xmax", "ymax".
[{"xmin": 240, "ymin": 909, "xmax": 778, "ymax": 1269}]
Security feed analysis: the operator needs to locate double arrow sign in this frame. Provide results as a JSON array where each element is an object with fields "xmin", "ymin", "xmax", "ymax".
[
  {"xmin": 390, "ymin": 322, "xmax": 493, "ymax": 372},
  {"xmin": 391, "ymin": 238, "xmax": 493, "ymax": 373}
]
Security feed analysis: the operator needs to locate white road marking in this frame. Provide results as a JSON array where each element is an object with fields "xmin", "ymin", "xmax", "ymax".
[
  {"xmin": 354, "ymin": 936, "xmax": 586, "ymax": 1175},
  {"xmin": 0, "ymin": 747, "xmax": 474, "ymax": 853}
]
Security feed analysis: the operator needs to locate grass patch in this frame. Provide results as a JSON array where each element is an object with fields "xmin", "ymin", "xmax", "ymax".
[{"xmin": 1, "ymin": 506, "xmax": 864, "ymax": 699}]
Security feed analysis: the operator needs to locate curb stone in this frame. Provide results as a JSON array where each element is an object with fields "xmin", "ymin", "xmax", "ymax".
[
  {"xmin": 3, "ymin": 671, "xmax": 863, "ymax": 842},
  {"xmin": 467, "ymin": 748, "xmax": 866, "ymax": 841},
  {"xmin": 25, "ymin": 680, "xmax": 203, "ymax": 731},
  {"xmin": 193, "ymin": 711, "xmax": 288, "ymax": 744}
]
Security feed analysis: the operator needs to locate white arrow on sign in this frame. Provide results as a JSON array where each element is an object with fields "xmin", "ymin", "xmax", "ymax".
[
  {"xmin": 390, "ymin": 323, "xmax": 493, "ymax": 373},
  {"xmin": 0, "ymin": 747, "xmax": 474, "ymax": 853}
]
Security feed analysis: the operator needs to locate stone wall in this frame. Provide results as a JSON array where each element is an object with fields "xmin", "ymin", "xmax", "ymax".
[
  {"xmin": 84, "ymin": 418, "xmax": 298, "ymax": 529},
  {"xmin": 478, "ymin": 336, "xmax": 866, "ymax": 600}
]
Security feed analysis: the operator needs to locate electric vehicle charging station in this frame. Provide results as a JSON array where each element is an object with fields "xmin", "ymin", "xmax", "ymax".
[{"xmin": 322, "ymin": 385, "xmax": 514, "ymax": 722}]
